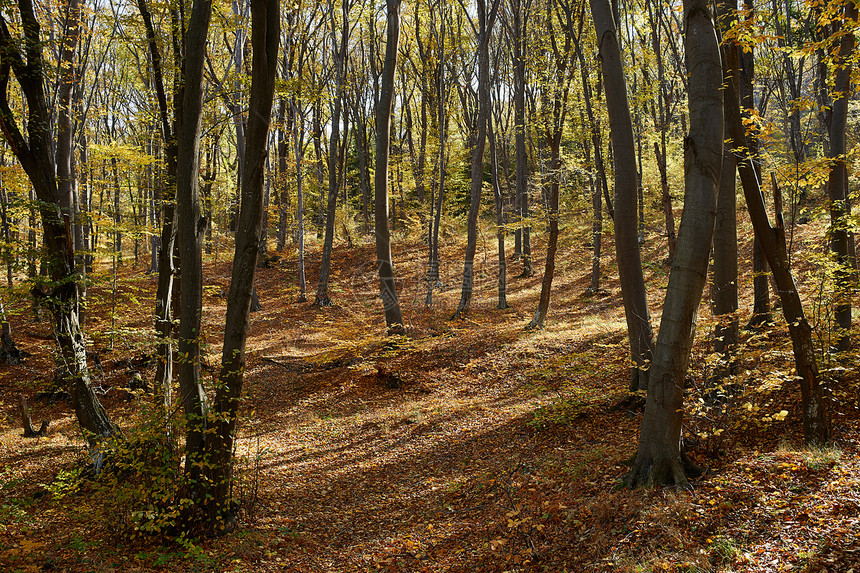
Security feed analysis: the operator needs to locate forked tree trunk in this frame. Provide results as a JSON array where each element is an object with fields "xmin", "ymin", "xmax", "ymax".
[
  {"xmin": 590, "ymin": 0, "xmax": 653, "ymax": 391},
  {"xmin": 375, "ymin": 0, "xmax": 405, "ymax": 334},
  {"xmin": 198, "ymin": 0, "xmax": 278, "ymax": 530},
  {"xmin": 625, "ymin": 0, "xmax": 723, "ymax": 488}
]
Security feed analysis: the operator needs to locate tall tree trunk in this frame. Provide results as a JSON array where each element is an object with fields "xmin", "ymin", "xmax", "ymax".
[
  {"xmin": 375, "ymin": 0, "xmax": 405, "ymax": 334},
  {"xmin": 489, "ymin": 114, "xmax": 509, "ymax": 310},
  {"xmin": 711, "ymin": 0, "xmax": 739, "ymax": 378},
  {"xmin": 0, "ymin": 0, "xmax": 118, "ymax": 445},
  {"xmin": 647, "ymin": 0, "xmax": 676, "ymax": 265},
  {"xmin": 199, "ymin": 0, "xmax": 278, "ymax": 530},
  {"xmin": 353, "ymin": 104, "xmax": 372, "ymax": 233},
  {"xmin": 136, "ymin": 0, "xmax": 180, "ymax": 435},
  {"xmin": 825, "ymin": 0, "xmax": 856, "ymax": 352},
  {"xmin": 625, "ymin": 0, "xmax": 723, "ymax": 487},
  {"xmin": 590, "ymin": 0, "xmax": 653, "ymax": 391},
  {"xmin": 425, "ymin": 3, "xmax": 446, "ymax": 308},
  {"xmin": 723, "ymin": 51, "xmax": 830, "ymax": 446},
  {"xmin": 512, "ymin": 0, "xmax": 534, "ymax": 277},
  {"xmin": 738, "ymin": 0, "xmax": 771, "ymax": 328},
  {"xmin": 175, "ymin": 0, "xmax": 213, "ymax": 484},
  {"xmin": 276, "ymin": 99, "xmax": 289, "ymax": 251},
  {"xmin": 315, "ymin": 0, "xmax": 350, "ymax": 307},
  {"xmin": 293, "ymin": 101, "xmax": 308, "ymax": 302},
  {"xmin": 583, "ymin": 118, "xmax": 603, "ymax": 295},
  {"xmin": 453, "ymin": 0, "xmax": 500, "ymax": 319}
]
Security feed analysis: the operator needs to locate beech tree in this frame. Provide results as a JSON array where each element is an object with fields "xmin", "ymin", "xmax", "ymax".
[
  {"xmin": 174, "ymin": 0, "xmax": 214, "ymax": 483},
  {"xmin": 0, "ymin": 0, "xmax": 118, "ymax": 444},
  {"xmin": 823, "ymin": 0, "xmax": 856, "ymax": 352},
  {"xmin": 452, "ymin": 0, "xmax": 500, "ymax": 319},
  {"xmin": 375, "ymin": 0, "xmax": 405, "ymax": 334},
  {"xmin": 711, "ymin": 0, "xmax": 739, "ymax": 378},
  {"xmin": 196, "ymin": 0, "xmax": 278, "ymax": 528},
  {"xmin": 589, "ymin": 0, "xmax": 653, "ymax": 391},
  {"xmin": 625, "ymin": 0, "xmax": 723, "ymax": 487},
  {"xmin": 527, "ymin": 0, "xmax": 573, "ymax": 330},
  {"xmin": 315, "ymin": 0, "xmax": 356, "ymax": 307},
  {"xmin": 723, "ymin": 50, "xmax": 831, "ymax": 447}
]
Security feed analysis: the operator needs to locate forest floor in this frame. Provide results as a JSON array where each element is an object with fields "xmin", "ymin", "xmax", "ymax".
[{"xmin": 1, "ymin": 214, "xmax": 859, "ymax": 572}]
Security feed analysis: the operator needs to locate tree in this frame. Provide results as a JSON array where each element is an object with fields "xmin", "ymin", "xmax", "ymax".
[
  {"xmin": 452, "ymin": 0, "xmax": 500, "ymax": 319},
  {"xmin": 527, "ymin": 0, "xmax": 573, "ymax": 330},
  {"xmin": 589, "ymin": 0, "xmax": 654, "ymax": 391},
  {"xmin": 723, "ymin": 56, "xmax": 830, "ymax": 447},
  {"xmin": 174, "ymin": 0, "xmax": 214, "ymax": 483},
  {"xmin": 0, "ymin": 0, "xmax": 118, "ymax": 444},
  {"xmin": 823, "ymin": 0, "xmax": 856, "ymax": 352},
  {"xmin": 424, "ymin": 0, "xmax": 448, "ymax": 308},
  {"xmin": 625, "ymin": 0, "xmax": 723, "ymax": 487},
  {"xmin": 314, "ymin": 0, "xmax": 355, "ymax": 307},
  {"xmin": 136, "ymin": 0, "xmax": 181, "ymax": 430},
  {"xmin": 503, "ymin": 0, "xmax": 535, "ymax": 277},
  {"xmin": 196, "ymin": 0, "xmax": 278, "ymax": 529},
  {"xmin": 711, "ymin": 0, "xmax": 739, "ymax": 378},
  {"xmin": 375, "ymin": 0, "xmax": 405, "ymax": 334}
]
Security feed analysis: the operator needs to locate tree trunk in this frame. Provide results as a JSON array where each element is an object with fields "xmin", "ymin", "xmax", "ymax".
[
  {"xmin": 711, "ymin": 0, "xmax": 739, "ymax": 379},
  {"xmin": 425, "ymin": 3, "xmax": 446, "ymax": 308},
  {"xmin": 199, "ymin": 0, "xmax": 278, "ymax": 530},
  {"xmin": 489, "ymin": 114, "xmax": 509, "ymax": 310},
  {"xmin": 737, "ymin": 2, "xmax": 771, "ymax": 329},
  {"xmin": 0, "ymin": 296, "xmax": 22, "ymax": 365},
  {"xmin": 590, "ymin": 0, "xmax": 653, "ymax": 391},
  {"xmin": 175, "ymin": 0, "xmax": 213, "ymax": 483},
  {"xmin": 625, "ymin": 0, "xmax": 723, "ymax": 487},
  {"xmin": 825, "ymin": 0, "xmax": 856, "ymax": 352},
  {"xmin": 292, "ymin": 101, "xmax": 308, "ymax": 302},
  {"xmin": 277, "ymin": 99, "xmax": 289, "ymax": 251},
  {"xmin": 315, "ymin": 0, "xmax": 350, "ymax": 308},
  {"xmin": 136, "ymin": 0, "xmax": 182, "ymax": 435},
  {"xmin": 723, "ymin": 52, "xmax": 830, "ymax": 446},
  {"xmin": 375, "ymin": 0, "xmax": 405, "ymax": 335},
  {"xmin": 453, "ymin": 0, "xmax": 499, "ymax": 319},
  {"xmin": 0, "ymin": 0, "xmax": 118, "ymax": 446},
  {"xmin": 512, "ymin": 0, "xmax": 534, "ymax": 277}
]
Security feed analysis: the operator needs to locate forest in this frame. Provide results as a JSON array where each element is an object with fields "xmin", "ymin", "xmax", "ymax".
[{"xmin": 0, "ymin": 0, "xmax": 858, "ymax": 569}]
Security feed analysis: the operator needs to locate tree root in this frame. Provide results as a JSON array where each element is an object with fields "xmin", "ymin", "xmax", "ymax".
[{"xmin": 623, "ymin": 450, "xmax": 702, "ymax": 489}]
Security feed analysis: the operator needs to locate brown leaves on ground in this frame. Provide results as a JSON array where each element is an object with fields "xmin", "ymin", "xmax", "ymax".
[{"xmin": 1, "ymin": 228, "xmax": 859, "ymax": 572}]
